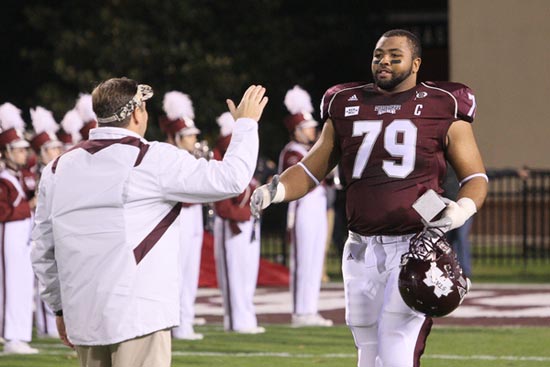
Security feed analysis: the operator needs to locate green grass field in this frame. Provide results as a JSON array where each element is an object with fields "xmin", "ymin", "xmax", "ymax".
[{"xmin": 2, "ymin": 325, "xmax": 549, "ymax": 367}]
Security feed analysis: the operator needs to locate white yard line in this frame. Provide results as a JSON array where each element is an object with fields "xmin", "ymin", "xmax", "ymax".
[{"xmin": 12, "ymin": 347, "xmax": 550, "ymax": 362}]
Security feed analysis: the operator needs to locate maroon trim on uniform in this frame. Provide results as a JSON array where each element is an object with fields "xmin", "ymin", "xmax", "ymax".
[
  {"xmin": 133, "ymin": 203, "xmax": 182, "ymax": 265},
  {"xmin": 221, "ymin": 220, "xmax": 234, "ymax": 330},
  {"xmin": 413, "ymin": 317, "xmax": 433, "ymax": 367},
  {"xmin": 41, "ymin": 301, "xmax": 48, "ymax": 335},
  {"xmin": 291, "ymin": 201, "xmax": 299, "ymax": 314},
  {"xmin": 1, "ymin": 223, "xmax": 6, "ymax": 338},
  {"xmin": 52, "ymin": 136, "xmax": 149, "ymax": 173}
]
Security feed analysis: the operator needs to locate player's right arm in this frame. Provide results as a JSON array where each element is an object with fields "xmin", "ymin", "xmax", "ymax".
[
  {"xmin": 280, "ymin": 118, "xmax": 340, "ymax": 199},
  {"xmin": 251, "ymin": 118, "xmax": 340, "ymax": 217}
]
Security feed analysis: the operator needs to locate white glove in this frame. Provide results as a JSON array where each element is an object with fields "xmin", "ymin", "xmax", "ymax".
[
  {"xmin": 250, "ymin": 175, "xmax": 286, "ymax": 219},
  {"xmin": 424, "ymin": 197, "xmax": 477, "ymax": 233}
]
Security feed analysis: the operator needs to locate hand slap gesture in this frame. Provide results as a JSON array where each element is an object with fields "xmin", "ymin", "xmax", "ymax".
[{"xmin": 226, "ymin": 85, "xmax": 269, "ymax": 122}]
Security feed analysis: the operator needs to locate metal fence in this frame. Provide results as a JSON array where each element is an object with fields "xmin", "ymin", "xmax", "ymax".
[
  {"xmin": 472, "ymin": 169, "xmax": 550, "ymax": 265},
  {"xmin": 260, "ymin": 169, "xmax": 550, "ymax": 268}
]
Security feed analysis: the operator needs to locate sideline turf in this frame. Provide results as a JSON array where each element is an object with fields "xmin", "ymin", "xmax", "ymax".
[{"xmin": 2, "ymin": 325, "xmax": 549, "ymax": 367}]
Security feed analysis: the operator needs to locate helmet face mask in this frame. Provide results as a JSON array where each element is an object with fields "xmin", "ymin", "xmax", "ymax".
[{"xmin": 398, "ymin": 229, "xmax": 470, "ymax": 317}]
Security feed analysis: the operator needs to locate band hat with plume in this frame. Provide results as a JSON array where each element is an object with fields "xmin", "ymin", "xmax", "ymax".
[
  {"xmin": 0, "ymin": 102, "xmax": 30, "ymax": 149},
  {"xmin": 214, "ymin": 112, "xmax": 235, "ymax": 154},
  {"xmin": 60, "ymin": 108, "xmax": 84, "ymax": 144},
  {"xmin": 97, "ymin": 84, "xmax": 153, "ymax": 124},
  {"xmin": 75, "ymin": 94, "xmax": 97, "ymax": 122},
  {"xmin": 75, "ymin": 93, "xmax": 98, "ymax": 140},
  {"xmin": 30, "ymin": 106, "xmax": 59, "ymax": 134},
  {"xmin": 162, "ymin": 91, "xmax": 200, "ymax": 136},
  {"xmin": 216, "ymin": 112, "xmax": 235, "ymax": 137},
  {"xmin": 29, "ymin": 106, "xmax": 62, "ymax": 152},
  {"xmin": 283, "ymin": 85, "xmax": 318, "ymax": 133}
]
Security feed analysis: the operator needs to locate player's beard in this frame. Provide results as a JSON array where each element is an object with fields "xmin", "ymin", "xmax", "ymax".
[{"xmin": 374, "ymin": 66, "xmax": 413, "ymax": 91}]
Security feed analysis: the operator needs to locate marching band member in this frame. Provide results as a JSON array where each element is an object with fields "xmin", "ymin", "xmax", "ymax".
[{"xmin": 0, "ymin": 103, "xmax": 38, "ymax": 354}]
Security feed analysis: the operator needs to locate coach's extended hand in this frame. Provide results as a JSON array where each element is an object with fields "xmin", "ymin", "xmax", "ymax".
[{"xmin": 226, "ymin": 85, "xmax": 268, "ymax": 122}]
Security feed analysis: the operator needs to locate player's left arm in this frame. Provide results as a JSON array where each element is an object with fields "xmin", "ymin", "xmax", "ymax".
[
  {"xmin": 446, "ymin": 119, "xmax": 488, "ymax": 209},
  {"xmin": 424, "ymin": 119, "xmax": 489, "ymax": 232}
]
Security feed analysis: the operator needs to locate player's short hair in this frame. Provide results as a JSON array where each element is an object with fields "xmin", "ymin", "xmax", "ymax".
[
  {"xmin": 382, "ymin": 29, "xmax": 422, "ymax": 59},
  {"xmin": 92, "ymin": 77, "xmax": 139, "ymax": 128}
]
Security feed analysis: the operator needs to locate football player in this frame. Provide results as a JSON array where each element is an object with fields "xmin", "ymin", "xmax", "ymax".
[{"xmin": 252, "ymin": 29, "xmax": 487, "ymax": 367}]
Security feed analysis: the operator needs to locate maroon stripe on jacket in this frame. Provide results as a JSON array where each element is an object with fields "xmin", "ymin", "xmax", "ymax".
[
  {"xmin": 413, "ymin": 317, "xmax": 433, "ymax": 367},
  {"xmin": 1, "ymin": 223, "xmax": 6, "ymax": 338},
  {"xmin": 52, "ymin": 136, "xmax": 149, "ymax": 173},
  {"xmin": 133, "ymin": 203, "xmax": 182, "ymax": 265}
]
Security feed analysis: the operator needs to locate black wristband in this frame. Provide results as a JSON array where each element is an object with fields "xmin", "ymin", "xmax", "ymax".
[{"xmin": 54, "ymin": 309, "xmax": 63, "ymax": 317}]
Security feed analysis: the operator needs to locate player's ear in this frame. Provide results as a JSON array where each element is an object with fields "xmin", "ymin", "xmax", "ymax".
[{"xmin": 412, "ymin": 57, "xmax": 421, "ymax": 74}]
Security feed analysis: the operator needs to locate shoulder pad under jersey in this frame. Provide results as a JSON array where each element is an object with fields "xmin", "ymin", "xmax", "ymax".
[
  {"xmin": 421, "ymin": 81, "xmax": 477, "ymax": 123},
  {"xmin": 320, "ymin": 82, "xmax": 370, "ymax": 121}
]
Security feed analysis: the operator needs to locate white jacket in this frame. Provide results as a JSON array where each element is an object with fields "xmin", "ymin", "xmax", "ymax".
[{"xmin": 31, "ymin": 119, "xmax": 258, "ymax": 345}]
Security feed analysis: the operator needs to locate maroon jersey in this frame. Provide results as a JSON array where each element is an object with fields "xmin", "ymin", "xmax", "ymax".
[
  {"xmin": 321, "ymin": 81, "xmax": 476, "ymax": 235},
  {"xmin": 213, "ymin": 134, "xmax": 256, "ymax": 224},
  {"xmin": 278, "ymin": 141, "xmax": 309, "ymax": 173},
  {"xmin": 0, "ymin": 172, "xmax": 32, "ymax": 222}
]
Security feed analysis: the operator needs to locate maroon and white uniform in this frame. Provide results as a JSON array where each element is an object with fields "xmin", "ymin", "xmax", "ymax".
[
  {"xmin": 0, "ymin": 168, "xmax": 34, "ymax": 344},
  {"xmin": 279, "ymin": 141, "xmax": 328, "ymax": 317},
  {"xmin": 322, "ymin": 81, "xmax": 476, "ymax": 367},
  {"xmin": 171, "ymin": 202, "xmax": 204, "ymax": 339},
  {"xmin": 213, "ymin": 137, "xmax": 262, "ymax": 332}
]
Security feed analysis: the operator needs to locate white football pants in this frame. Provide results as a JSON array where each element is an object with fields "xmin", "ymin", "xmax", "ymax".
[{"xmin": 343, "ymin": 232, "xmax": 432, "ymax": 367}]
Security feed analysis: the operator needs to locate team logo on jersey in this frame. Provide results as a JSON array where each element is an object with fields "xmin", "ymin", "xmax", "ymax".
[
  {"xmin": 423, "ymin": 262, "xmax": 454, "ymax": 298},
  {"xmin": 347, "ymin": 94, "xmax": 358, "ymax": 101},
  {"xmin": 415, "ymin": 91, "xmax": 428, "ymax": 99},
  {"xmin": 374, "ymin": 104, "xmax": 401, "ymax": 115},
  {"xmin": 345, "ymin": 106, "xmax": 360, "ymax": 117}
]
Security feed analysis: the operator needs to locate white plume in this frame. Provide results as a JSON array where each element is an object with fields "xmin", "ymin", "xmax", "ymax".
[
  {"xmin": 163, "ymin": 91, "xmax": 195, "ymax": 121},
  {"xmin": 216, "ymin": 112, "xmax": 235, "ymax": 137},
  {"xmin": 30, "ymin": 106, "xmax": 59, "ymax": 134},
  {"xmin": 75, "ymin": 94, "xmax": 97, "ymax": 122},
  {"xmin": 0, "ymin": 102, "xmax": 26, "ymax": 131},
  {"xmin": 61, "ymin": 109, "xmax": 84, "ymax": 142},
  {"xmin": 284, "ymin": 85, "xmax": 314, "ymax": 115}
]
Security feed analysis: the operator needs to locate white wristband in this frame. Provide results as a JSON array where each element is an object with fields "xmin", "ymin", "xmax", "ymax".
[
  {"xmin": 459, "ymin": 173, "xmax": 489, "ymax": 187},
  {"xmin": 272, "ymin": 182, "xmax": 286, "ymax": 203},
  {"xmin": 297, "ymin": 162, "xmax": 320, "ymax": 186}
]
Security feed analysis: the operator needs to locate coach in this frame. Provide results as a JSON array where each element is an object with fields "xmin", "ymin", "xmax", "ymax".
[{"xmin": 31, "ymin": 78, "xmax": 268, "ymax": 367}]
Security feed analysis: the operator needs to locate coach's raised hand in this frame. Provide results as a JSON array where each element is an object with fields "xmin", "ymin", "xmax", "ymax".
[{"xmin": 226, "ymin": 85, "xmax": 269, "ymax": 122}]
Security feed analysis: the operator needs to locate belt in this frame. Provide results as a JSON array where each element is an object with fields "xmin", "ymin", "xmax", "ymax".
[
  {"xmin": 374, "ymin": 234, "xmax": 414, "ymax": 244},
  {"xmin": 349, "ymin": 231, "xmax": 414, "ymax": 244}
]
